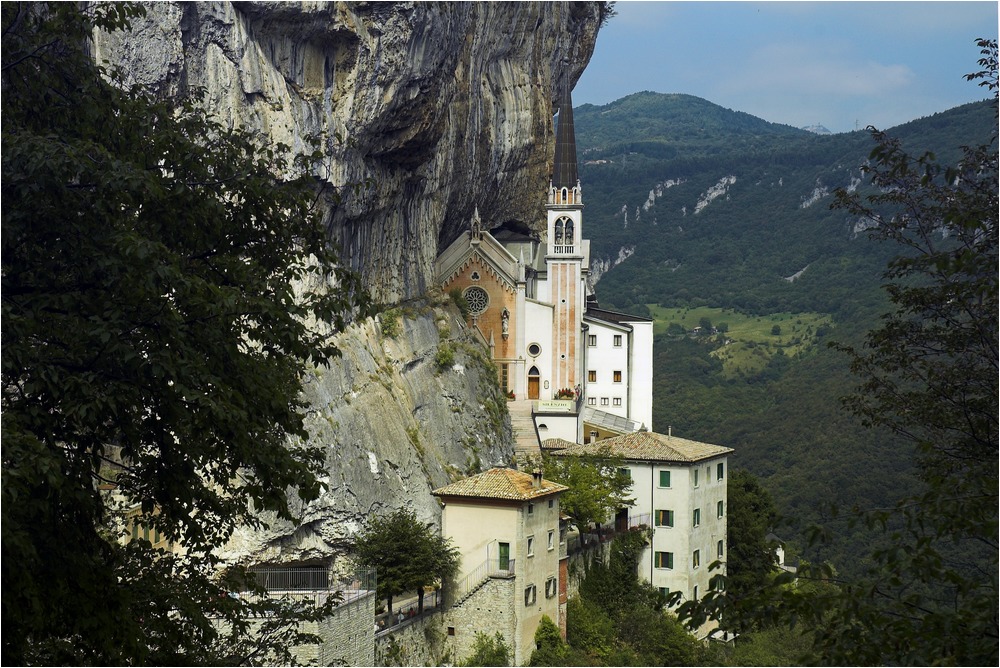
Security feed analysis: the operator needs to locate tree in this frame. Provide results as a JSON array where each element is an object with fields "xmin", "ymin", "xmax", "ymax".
[
  {"xmin": 461, "ymin": 632, "xmax": 512, "ymax": 667},
  {"xmin": 543, "ymin": 447, "xmax": 634, "ymax": 529},
  {"xmin": 682, "ymin": 38, "xmax": 999, "ymax": 666},
  {"xmin": 351, "ymin": 508, "xmax": 459, "ymax": 615},
  {"xmin": 528, "ymin": 615, "xmax": 571, "ymax": 666},
  {"xmin": 724, "ymin": 470, "xmax": 778, "ymax": 604},
  {"xmin": 1, "ymin": 3, "xmax": 368, "ymax": 664}
]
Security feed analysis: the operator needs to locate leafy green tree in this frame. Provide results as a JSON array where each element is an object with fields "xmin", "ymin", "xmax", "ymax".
[
  {"xmin": 725, "ymin": 470, "xmax": 778, "ymax": 604},
  {"xmin": 461, "ymin": 632, "xmax": 512, "ymax": 667},
  {"xmin": 352, "ymin": 508, "xmax": 459, "ymax": 615},
  {"xmin": 683, "ymin": 38, "xmax": 999, "ymax": 666},
  {"xmin": 528, "ymin": 615, "xmax": 570, "ymax": 666},
  {"xmin": 544, "ymin": 447, "xmax": 634, "ymax": 529},
  {"xmin": 1, "ymin": 3, "xmax": 368, "ymax": 665}
]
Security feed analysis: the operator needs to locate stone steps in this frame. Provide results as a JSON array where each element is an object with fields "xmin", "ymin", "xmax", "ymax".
[{"xmin": 507, "ymin": 400, "xmax": 540, "ymax": 457}]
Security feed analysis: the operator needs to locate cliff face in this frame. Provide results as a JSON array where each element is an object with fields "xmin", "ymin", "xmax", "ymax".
[
  {"xmin": 94, "ymin": 2, "xmax": 604, "ymax": 565},
  {"xmin": 94, "ymin": 1, "xmax": 603, "ymax": 303}
]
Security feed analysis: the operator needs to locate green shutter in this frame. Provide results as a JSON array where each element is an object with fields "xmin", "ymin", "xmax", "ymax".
[{"xmin": 659, "ymin": 470, "xmax": 670, "ymax": 487}]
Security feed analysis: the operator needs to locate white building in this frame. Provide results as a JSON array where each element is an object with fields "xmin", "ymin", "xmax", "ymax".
[
  {"xmin": 432, "ymin": 468, "xmax": 568, "ymax": 665},
  {"xmin": 582, "ymin": 303, "xmax": 654, "ymax": 437},
  {"xmin": 551, "ymin": 431, "xmax": 732, "ymax": 605},
  {"xmin": 436, "ymin": 85, "xmax": 652, "ymax": 447}
]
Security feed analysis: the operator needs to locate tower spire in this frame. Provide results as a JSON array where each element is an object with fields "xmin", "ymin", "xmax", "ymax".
[{"xmin": 552, "ymin": 81, "xmax": 578, "ymax": 189}]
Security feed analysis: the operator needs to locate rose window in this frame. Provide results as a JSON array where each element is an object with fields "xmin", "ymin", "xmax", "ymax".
[{"xmin": 464, "ymin": 286, "xmax": 489, "ymax": 315}]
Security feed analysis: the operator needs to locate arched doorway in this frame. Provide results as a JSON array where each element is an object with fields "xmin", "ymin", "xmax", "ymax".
[{"xmin": 527, "ymin": 366, "xmax": 540, "ymax": 400}]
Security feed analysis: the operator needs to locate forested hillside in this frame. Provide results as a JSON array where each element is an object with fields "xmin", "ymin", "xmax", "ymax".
[{"xmin": 575, "ymin": 92, "xmax": 996, "ymax": 571}]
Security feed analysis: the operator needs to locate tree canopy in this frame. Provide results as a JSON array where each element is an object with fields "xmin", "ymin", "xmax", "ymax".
[
  {"xmin": 543, "ymin": 447, "xmax": 634, "ymax": 528},
  {"xmin": 1, "ymin": 3, "xmax": 368, "ymax": 664},
  {"xmin": 351, "ymin": 508, "xmax": 459, "ymax": 615}
]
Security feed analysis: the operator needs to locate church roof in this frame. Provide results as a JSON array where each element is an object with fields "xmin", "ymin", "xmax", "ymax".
[
  {"xmin": 552, "ymin": 83, "xmax": 578, "ymax": 188},
  {"xmin": 551, "ymin": 431, "xmax": 733, "ymax": 464},
  {"xmin": 432, "ymin": 467, "xmax": 568, "ymax": 502}
]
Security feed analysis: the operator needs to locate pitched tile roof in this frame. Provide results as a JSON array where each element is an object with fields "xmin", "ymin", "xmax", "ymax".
[
  {"xmin": 541, "ymin": 438, "xmax": 577, "ymax": 451},
  {"xmin": 432, "ymin": 468, "xmax": 568, "ymax": 501},
  {"xmin": 550, "ymin": 431, "xmax": 733, "ymax": 464}
]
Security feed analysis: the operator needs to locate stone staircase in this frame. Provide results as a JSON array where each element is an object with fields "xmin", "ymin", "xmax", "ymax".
[{"xmin": 507, "ymin": 399, "xmax": 541, "ymax": 459}]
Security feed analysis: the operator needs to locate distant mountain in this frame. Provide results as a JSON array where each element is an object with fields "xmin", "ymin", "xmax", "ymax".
[
  {"xmin": 574, "ymin": 92, "xmax": 997, "ymax": 572},
  {"xmin": 800, "ymin": 123, "xmax": 832, "ymax": 135}
]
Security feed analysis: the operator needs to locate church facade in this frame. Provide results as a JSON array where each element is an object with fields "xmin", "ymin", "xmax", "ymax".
[{"xmin": 436, "ymin": 87, "xmax": 652, "ymax": 445}]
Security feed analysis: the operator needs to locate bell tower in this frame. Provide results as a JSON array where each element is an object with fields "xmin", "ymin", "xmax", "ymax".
[{"xmin": 545, "ymin": 82, "xmax": 585, "ymax": 395}]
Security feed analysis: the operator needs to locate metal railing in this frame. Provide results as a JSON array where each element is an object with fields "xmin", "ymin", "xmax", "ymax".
[{"xmin": 451, "ymin": 557, "xmax": 516, "ymax": 605}]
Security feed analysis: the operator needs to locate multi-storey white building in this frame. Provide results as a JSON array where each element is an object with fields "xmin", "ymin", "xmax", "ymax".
[
  {"xmin": 582, "ymin": 304, "xmax": 654, "ymax": 436},
  {"xmin": 551, "ymin": 431, "xmax": 732, "ymax": 604}
]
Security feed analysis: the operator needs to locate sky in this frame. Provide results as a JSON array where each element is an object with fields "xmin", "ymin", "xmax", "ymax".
[{"xmin": 574, "ymin": 1, "xmax": 999, "ymax": 133}]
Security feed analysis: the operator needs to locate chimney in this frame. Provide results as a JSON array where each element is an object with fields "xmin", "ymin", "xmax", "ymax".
[
  {"xmin": 532, "ymin": 468, "xmax": 543, "ymax": 489},
  {"xmin": 668, "ymin": 425, "xmax": 672, "ymax": 438}
]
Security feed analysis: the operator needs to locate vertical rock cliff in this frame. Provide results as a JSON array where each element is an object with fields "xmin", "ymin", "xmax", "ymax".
[
  {"xmin": 94, "ymin": 1, "xmax": 605, "ymax": 302},
  {"xmin": 94, "ymin": 1, "xmax": 605, "ymax": 564}
]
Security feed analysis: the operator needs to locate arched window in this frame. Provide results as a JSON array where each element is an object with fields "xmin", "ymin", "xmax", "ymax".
[
  {"xmin": 561, "ymin": 187, "xmax": 569, "ymax": 203},
  {"xmin": 564, "ymin": 219, "xmax": 574, "ymax": 244},
  {"xmin": 554, "ymin": 219, "xmax": 564, "ymax": 245}
]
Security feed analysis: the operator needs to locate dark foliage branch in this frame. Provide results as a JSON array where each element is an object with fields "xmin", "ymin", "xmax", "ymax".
[{"xmin": 2, "ymin": 2, "xmax": 370, "ymax": 664}]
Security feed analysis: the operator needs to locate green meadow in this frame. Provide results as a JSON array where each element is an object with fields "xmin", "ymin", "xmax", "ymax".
[{"xmin": 646, "ymin": 305, "xmax": 834, "ymax": 378}]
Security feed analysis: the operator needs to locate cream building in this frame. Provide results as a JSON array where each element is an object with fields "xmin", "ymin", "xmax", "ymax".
[
  {"xmin": 551, "ymin": 431, "xmax": 732, "ymax": 606},
  {"xmin": 432, "ymin": 468, "xmax": 567, "ymax": 666}
]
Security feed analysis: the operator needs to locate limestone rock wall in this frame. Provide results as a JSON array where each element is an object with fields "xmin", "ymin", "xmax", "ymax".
[
  {"xmin": 225, "ymin": 295, "xmax": 514, "ymax": 563},
  {"xmin": 93, "ymin": 0, "xmax": 604, "ymax": 303}
]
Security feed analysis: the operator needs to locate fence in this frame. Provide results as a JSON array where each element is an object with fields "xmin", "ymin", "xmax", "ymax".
[{"xmin": 235, "ymin": 566, "xmax": 376, "ymax": 608}]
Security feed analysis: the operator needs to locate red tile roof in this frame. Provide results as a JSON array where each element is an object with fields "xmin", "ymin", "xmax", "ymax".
[{"xmin": 432, "ymin": 468, "xmax": 568, "ymax": 501}]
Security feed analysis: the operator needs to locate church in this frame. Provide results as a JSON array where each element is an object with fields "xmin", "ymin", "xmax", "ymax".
[{"xmin": 435, "ymin": 86, "xmax": 653, "ymax": 448}]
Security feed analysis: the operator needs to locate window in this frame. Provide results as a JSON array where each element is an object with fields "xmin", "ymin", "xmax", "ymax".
[
  {"xmin": 588, "ymin": 335, "xmax": 597, "ymax": 346},
  {"xmin": 658, "ymin": 587, "xmax": 670, "ymax": 598},
  {"xmin": 717, "ymin": 500, "xmax": 724, "ymax": 519},
  {"xmin": 613, "ymin": 334, "xmax": 622, "ymax": 347},
  {"xmin": 613, "ymin": 370, "xmax": 622, "ymax": 383},
  {"xmin": 693, "ymin": 585, "xmax": 699, "ymax": 600},
  {"xmin": 717, "ymin": 540, "xmax": 724, "ymax": 559},
  {"xmin": 717, "ymin": 462, "xmax": 725, "ymax": 480},
  {"xmin": 693, "ymin": 550, "xmax": 701, "ymax": 569},
  {"xmin": 464, "ymin": 286, "xmax": 489, "ymax": 315},
  {"xmin": 547, "ymin": 531, "xmax": 554, "ymax": 551},
  {"xmin": 693, "ymin": 508, "xmax": 701, "ymax": 527},
  {"xmin": 693, "ymin": 469, "xmax": 699, "ymax": 487},
  {"xmin": 500, "ymin": 363, "xmax": 509, "ymax": 393},
  {"xmin": 588, "ymin": 370, "xmax": 596, "ymax": 382},
  {"xmin": 448, "ymin": 626, "xmax": 456, "ymax": 636},
  {"xmin": 613, "ymin": 397, "xmax": 622, "ymax": 407},
  {"xmin": 601, "ymin": 397, "xmax": 609, "ymax": 406},
  {"xmin": 548, "ymin": 499, "xmax": 554, "ymax": 509},
  {"xmin": 524, "ymin": 584, "xmax": 537, "ymax": 606},
  {"xmin": 655, "ymin": 551, "xmax": 674, "ymax": 569},
  {"xmin": 527, "ymin": 343, "xmax": 541, "ymax": 357},
  {"xmin": 545, "ymin": 577, "xmax": 558, "ymax": 598},
  {"xmin": 527, "ymin": 503, "xmax": 534, "ymax": 515},
  {"xmin": 658, "ymin": 470, "xmax": 671, "ymax": 488},
  {"xmin": 655, "ymin": 509, "xmax": 674, "ymax": 527},
  {"xmin": 618, "ymin": 467, "xmax": 631, "ymax": 480},
  {"xmin": 587, "ymin": 397, "xmax": 596, "ymax": 406},
  {"xmin": 527, "ymin": 536, "xmax": 534, "ymax": 557}
]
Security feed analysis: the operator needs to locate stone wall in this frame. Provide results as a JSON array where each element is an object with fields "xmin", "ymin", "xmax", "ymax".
[
  {"xmin": 318, "ymin": 591, "xmax": 377, "ymax": 666},
  {"xmin": 376, "ymin": 576, "xmax": 518, "ymax": 667}
]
